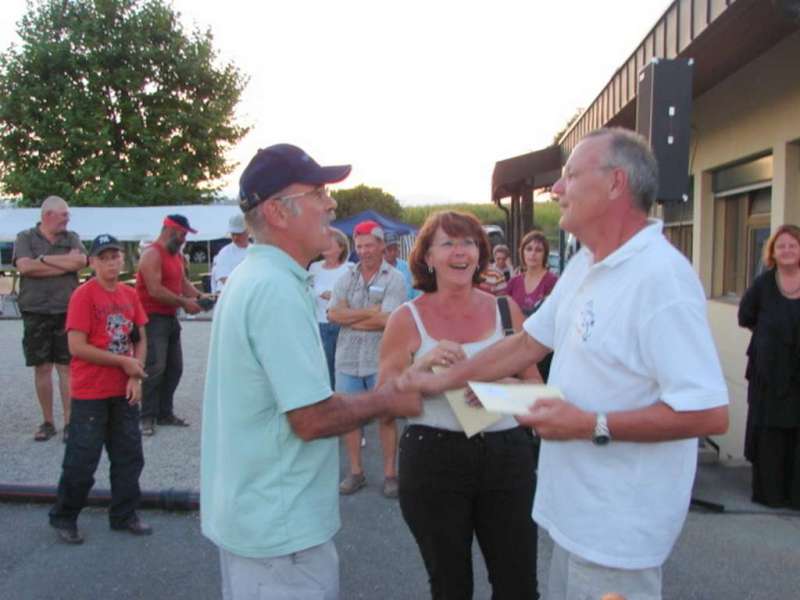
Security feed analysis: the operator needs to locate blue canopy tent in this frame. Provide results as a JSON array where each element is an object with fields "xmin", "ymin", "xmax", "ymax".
[
  {"xmin": 331, "ymin": 210, "xmax": 417, "ymax": 261},
  {"xmin": 331, "ymin": 210, "xmax": 416, "ymax": 237}
]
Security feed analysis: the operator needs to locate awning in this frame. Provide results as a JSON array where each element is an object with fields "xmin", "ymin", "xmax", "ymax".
[
  {"xmin": 0, "ymin": 205, "xmax": 242, "ymax": 242},
  {"xmin": 491, "ymin": 145, "xmax": 562, "ymax": 202}
]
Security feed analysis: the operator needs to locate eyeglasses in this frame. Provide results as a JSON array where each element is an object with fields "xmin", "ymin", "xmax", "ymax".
[
  {"xmin": 274, "ymin": 186, "xmax": 331, "ymax": 205},
  {"xmin": 433, "ymin": 238, "xmax": 478, "ymax": 250}
]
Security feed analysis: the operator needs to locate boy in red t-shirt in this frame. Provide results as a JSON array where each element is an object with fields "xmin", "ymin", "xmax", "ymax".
[{"xmin": 49, "ymin": 234, "xmax": 151, "ymax": 544}]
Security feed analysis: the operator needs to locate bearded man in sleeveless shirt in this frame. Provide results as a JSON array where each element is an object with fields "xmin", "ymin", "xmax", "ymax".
[{"xmin": 135, "ymin": 215, "xmax": 205, "ymax": 436}]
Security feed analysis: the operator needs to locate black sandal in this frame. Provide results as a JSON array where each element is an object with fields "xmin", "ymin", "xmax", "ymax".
[{"xmin": 34, "ymin": 422, "xmax": 57, "ymax": 441}]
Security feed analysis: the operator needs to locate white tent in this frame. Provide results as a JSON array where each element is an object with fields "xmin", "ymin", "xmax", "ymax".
[{"xmin": 0, "ymin": 205, "xmax": 242, "ymax": 242}]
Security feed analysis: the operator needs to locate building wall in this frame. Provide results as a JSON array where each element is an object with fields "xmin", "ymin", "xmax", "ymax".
[{"xmin": 690, "ymin": 31, "xmax": 800, "ymax": 461}]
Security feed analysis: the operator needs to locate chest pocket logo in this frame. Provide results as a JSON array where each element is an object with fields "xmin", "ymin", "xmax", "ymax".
[{"xmin": 576, "ymin": 299, "xmax": 596, "ymax": 342}]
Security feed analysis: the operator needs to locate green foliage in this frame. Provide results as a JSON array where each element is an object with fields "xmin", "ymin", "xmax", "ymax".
[
  {"xmin": 401, "ymin": 201, "xmax": 561, "ymax": 245},
  {"xmin": 0, "ymin": 0, "xmax": 249, "ymax": 206},
  {"xmin": 401, "ymin": 203, "xmax": 507, "ymax": 228},
  {"xmin": 331, "ymin": 185, "xmax": 403, "ymax": 221},
  {"xmin": 527, "ymin": 201, "xmax": 561, "ymax": 242}
]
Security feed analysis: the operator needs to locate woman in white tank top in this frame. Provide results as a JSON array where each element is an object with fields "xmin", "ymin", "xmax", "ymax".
[{"xmin": 378, "ymin": 211, "xmax": 542, "ymax": 599}]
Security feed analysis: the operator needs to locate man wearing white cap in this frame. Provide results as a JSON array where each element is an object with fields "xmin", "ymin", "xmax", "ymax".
[{"xmin": 211, "ymin": 214, "xmax": 250, "ymax": 293}]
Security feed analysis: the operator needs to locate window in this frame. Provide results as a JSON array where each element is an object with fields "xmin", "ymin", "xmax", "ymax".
[
  {"xmin": 663, "ymin": 178, "xmax": 694, "ymax": 261},
  {"xmin": 713, "ymin": 187, "xmax": 771, "ymax": 298},
  {"xmin": 712, "ymin": 154, "xmax": 773, "ymax": 299}
]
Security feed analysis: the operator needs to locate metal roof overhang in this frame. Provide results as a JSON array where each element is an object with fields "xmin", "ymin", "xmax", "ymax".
[
  {"xmin": 492, "ymin": 144, "xmax": 562, "ymax": 202},
  {"xmin": 559, "ymin": 0, "xmax": 800, "ymax": 154}
]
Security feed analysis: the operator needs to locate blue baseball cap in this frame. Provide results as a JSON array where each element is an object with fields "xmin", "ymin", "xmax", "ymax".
[
  {"xmin": 238, "ymin": 144, "xmax": 351, "ymax": 212},
  {"xmin": 89, "ymin": 234, "xmax": 123, "ymax": 256}
]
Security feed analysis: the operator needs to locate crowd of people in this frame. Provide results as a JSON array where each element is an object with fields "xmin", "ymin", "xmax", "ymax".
[
  {"xmin": 12, "ymin": 202, "xmax": 226, "ymax": 540},
  {"xmin": 198, "ymin": 130, "xmax": 729, "ymax": 600},
  {"xmin": 13, "ymin": 125, "xmax": 800, "ymax": 598}
]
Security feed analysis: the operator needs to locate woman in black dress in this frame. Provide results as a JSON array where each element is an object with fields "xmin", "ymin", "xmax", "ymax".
[{"xmin": 738, "ymin": 224, "xmax": 800, "ymax": 509}]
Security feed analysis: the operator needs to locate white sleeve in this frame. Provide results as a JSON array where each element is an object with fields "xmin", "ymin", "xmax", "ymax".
[{"xmin": 639, "ymin": 300, "xmax": 729, "ymax": 411}]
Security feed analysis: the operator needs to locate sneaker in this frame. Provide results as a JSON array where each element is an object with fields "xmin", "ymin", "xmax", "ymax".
[
  {"xmin": 111, "ymin": 516, "xmax": 153, "ymax": 536},
  {"xmin": 156, "ymin": 414, "xmax": 189, "ymax": 427},
  {"xmin": 141, "ymin": 417, "xmax": 155, "ymax": 436},
  {"xmin": 339, "ymin": 472, "xmax": 366, "ymax": 495},
  {"xmin": 382, "ymin": 476, "xmax": 399, "ymax": 499},
  {"xmin": 34, "ymin": 421, "xmax": 57, "ymax": 442},
  {"xmin": 53, "ymin": 525, "xmax": 83, "ymax": 545}
]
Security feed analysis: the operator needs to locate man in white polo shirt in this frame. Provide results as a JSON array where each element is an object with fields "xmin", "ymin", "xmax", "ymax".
[
  {"xmin": 210, "ymin": 213, "xmax": 249, "ymax": 293},
  {"xmin": 400, "ymin": 128, "xmax": 729, "ymax": 600},
  {"xmin": 201, "ymin": 144, "xmax": 421, "ymax": 600}
]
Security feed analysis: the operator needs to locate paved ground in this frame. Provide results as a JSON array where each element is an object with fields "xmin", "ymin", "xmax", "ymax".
[{"xmin": 1, "ymin": 319, "xmax": 799, "ymax": 599}]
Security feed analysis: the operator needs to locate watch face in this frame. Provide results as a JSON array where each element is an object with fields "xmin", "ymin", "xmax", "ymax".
[{"xmin": 593, "ymin": 434, "xmax": 610, "ymax": 446}]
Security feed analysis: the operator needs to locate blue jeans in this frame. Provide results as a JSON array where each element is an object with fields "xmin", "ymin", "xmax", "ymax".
[
  {"xmin": 335, "ymin": 372, "xmax": 377, "ymax": 394},
  {"xmin": 318, "ymin": 323, "xmax": 340, "ymax": 390},
  {"xmin": 141, "ymin": 314, "xmax": 183, "ymax": 420},
  {"xmin": 49, "ymin": 397, "xmax": 144, "ymax": 528}
]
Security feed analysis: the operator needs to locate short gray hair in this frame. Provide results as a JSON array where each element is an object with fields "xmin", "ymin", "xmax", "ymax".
[
  {"xmin": 585, "ymin": 128, "xmax": 659, "ymax": 213},
  {"xmin": 243, "ymin": 194, "xmax": 303, "ymax": 244},
  {"xmin": 41, "ymin": 195, "xmax": 67, "ymax": 215}
]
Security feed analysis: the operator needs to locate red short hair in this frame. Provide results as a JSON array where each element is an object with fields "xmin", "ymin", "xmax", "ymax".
[
  {"xmin": 763, "ymin": 224, "xmax": 800, "ymax": 269},
  {"xmin": 409, "ymin": 211, "xmax": 492, "ymax": 293}
]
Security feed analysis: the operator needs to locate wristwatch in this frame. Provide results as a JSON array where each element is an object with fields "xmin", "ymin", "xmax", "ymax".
[{"xmin": 592, "ymin": 413, "xmax": 611, "ymax": 446}]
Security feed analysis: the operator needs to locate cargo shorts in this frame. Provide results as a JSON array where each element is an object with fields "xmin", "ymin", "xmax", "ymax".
[{"xmin": 21, "ymin": 312, "xmax": 71, "ymax": 366}]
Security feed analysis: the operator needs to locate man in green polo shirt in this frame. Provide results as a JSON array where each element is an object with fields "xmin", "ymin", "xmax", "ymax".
[
  {"xmin": 13, "ymin": 196, "xmax": 88, "ymax": 442},
  {"xmin": 201, "ymin": 144, "xmax": 421, "ymax": 600}
]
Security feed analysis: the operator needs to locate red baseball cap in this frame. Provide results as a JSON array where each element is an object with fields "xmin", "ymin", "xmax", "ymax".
[
  {"xmin": 163, "ymin": 214, "xmax": 197, "ymax": 234},
  {"xmin": 353, "ymin": 220, "xmax": 384, "ymax": 240}
]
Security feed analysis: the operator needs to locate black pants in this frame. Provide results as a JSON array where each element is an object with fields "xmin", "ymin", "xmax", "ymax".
[
  {"xmin": 750, "ymin": 426, "xmax": 800, "ymax": 509},
  {"xmin": 49, "ymin": 397, "xmax": 144, "ymax": 528},
  {"xmin": 141, "ymin": 314, "xmax": 183, "ymax": 420},
  {"xmin": 398, "ymin": 425, "xmax": 539, "ymax": 600}
]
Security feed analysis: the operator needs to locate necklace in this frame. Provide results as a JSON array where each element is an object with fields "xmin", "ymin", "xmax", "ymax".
[{"xmin": 777, "ymin": 270, "xmax": 800, "ymax": 297}]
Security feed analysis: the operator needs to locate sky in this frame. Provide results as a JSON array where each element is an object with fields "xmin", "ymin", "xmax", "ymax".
[{"xmin": 0, "ymin": 0, "xmax": 672, "ymax": 205}]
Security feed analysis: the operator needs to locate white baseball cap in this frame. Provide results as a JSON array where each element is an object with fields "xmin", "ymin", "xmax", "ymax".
[{"xmin": 228, "ymin": 213, "xmax": 247, "ymax": 234}]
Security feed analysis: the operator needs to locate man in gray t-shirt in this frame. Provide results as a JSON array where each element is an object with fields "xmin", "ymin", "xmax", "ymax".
[{"xmin": 13, "ymin": 196, "xmax": 87, "ymax": 442}]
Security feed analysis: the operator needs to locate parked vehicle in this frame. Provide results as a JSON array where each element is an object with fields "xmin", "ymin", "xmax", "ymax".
[{"xmin": 482, "ymin": 225, "xmax": 505, "ymax": 248}]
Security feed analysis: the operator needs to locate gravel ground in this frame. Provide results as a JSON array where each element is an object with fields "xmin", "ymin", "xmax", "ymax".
[
  {"xmin": 0, "ymin": 318, "xmax": 209, "ymax": 492},
  {"xmin": 3, "ymin": 317, "xmax": 800, "ymax": 599}
]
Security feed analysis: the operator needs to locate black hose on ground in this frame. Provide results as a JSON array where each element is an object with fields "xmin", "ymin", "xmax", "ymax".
[{"xmin": 0, "ymin": 483, "xmax": 199, "ymax": 511}]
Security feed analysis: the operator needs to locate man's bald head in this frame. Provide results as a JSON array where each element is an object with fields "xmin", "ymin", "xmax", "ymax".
[
  {"xmin": 41, "ymin": 195, "xmax": 68, "ymax": 215},
  {"xmin": 40, "ymin": 195, "xmax": 70, "ymax": 235}
]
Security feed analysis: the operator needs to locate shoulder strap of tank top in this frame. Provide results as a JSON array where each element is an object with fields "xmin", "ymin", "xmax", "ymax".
[
  {"xmin": 405, "ymin": 300, "xmax": 431, "ymax": 340},
  {"xmin": 496, "ymin": 296, "xmax": 514, "ymax": 337}
]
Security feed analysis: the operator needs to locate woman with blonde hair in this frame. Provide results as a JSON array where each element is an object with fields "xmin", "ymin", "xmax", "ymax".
[
  {"xmin": 309, "ymin": 228, "xmax": 351, "ymax": 389},
  {"xmin": 739, "ymin": 224, "xmax": 800, "ymax": 509},
  {"xmin": 378, "ymin": 211, "xmax": 541, "ymax": 598}
]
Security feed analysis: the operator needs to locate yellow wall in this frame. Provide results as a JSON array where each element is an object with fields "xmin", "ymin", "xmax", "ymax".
[{"xmin": 690, "ymin": 31, "xmax": 800, "ymax": 461}]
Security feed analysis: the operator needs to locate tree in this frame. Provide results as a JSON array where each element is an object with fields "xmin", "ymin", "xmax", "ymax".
[
  {"xmin": 331, "ymin": 185, "xmax": 403, "ymax": 221},
  {"xmin": 0, "ymin": 0, "xmax": 249, "ymax": 206}
]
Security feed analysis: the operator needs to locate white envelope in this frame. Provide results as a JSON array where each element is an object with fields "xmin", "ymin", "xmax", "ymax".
[
  {"xmin": 467, "ymin": 381, "xmax": 564, "ymax": 416},
  {"xmin": 442, "ymin": 386, "xmax": 504, "ymax": 438},
  {"xmin": 431, "ymin": 366, "xmax": 503, "ymax": 437}
]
